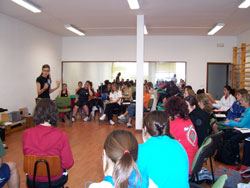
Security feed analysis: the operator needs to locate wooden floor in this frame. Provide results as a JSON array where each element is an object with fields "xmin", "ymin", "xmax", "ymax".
[{"xmin": 2, "ymin": 117, "xmax": 249, "ymax": 188}]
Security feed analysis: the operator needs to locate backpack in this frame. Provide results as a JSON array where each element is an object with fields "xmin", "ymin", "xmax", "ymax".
[{"xmin": 214, "ymin": 140, "xmax": 237, "ymax": 165}]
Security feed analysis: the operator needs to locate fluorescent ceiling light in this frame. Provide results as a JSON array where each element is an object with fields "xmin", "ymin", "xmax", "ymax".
[
  {"xmin": 127, "ymin": 0, "xmax": 140, "ymax": 9},
  {"xmin": 238, "ymin": 0, "xmax": 250, "ymax": 8},
  {"xmin": 208, "ymin": 23, "xmax": 225, "ymax": 35},
  {"xmin": 10, "ymin": 0, "xmax": 41, "ymax": 13},
  {"xmin": 144, "ymin": 25, "xmax": 148, "ymax": 35},
  {"xmin": 64, "ymin": 25, "xmax": 85, "ymax": 36}
]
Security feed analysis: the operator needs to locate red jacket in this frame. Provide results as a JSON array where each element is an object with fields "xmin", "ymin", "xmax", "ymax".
[
  {"xmin": 170, "ymin": 117, "xmax": 198, "ymax": 174},
  {"xmin": 23, "ymin": 125, "xmax": 74, "ymax": 182}
]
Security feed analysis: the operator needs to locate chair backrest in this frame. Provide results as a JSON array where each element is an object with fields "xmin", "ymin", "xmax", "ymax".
[
  {"xmin": 55, "ymin": 97, "xmax": 71, "ymax": 108},
  {"xmin": 191, "ymin": 138, "xmax": 214, "ymax": 174},
  {"xmin": 24, "ymin": 155, "xmax": 61, "ymax": 177},
  {"xmin": 211, "ymin": 174, "xmax": 227, "ymax": 188},
  {"xmin": 203, "ymin": 131, "xmax": 224, "ymax": 157}
]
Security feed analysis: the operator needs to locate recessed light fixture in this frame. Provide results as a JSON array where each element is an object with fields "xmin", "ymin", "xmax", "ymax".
[
  {"xmin": 10, "ymin": 0, "xmax": 41, "ymax": 13},
  {"xmin": 127, "ymin": 0, "xmax": 140, "ymax": 9},
  {"xmin": 64, "ymin": 25, "xmax": 85, "ymax": 36},
  {"xmin": 144, "ymin": 25, "xmax": 148, "ymax": 35},
  {"xmin": 208, "ymin": 23, "xmax": 225, "ymax": 35},
  {"xmin": 238, "ymin": 0, "xmax": 250, "ymax": 8}
]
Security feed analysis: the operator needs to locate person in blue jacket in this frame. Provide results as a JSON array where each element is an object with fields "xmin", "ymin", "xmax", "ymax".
[
  {"xmin": 137, "ymin": 111, "xmax": 190, "ymax": 188},
  {"xmin": 225, "ymin": 93, "xmax": 250, "ymax": 164},
  {"xmin": 227, "ymin": 88, "xmax": 248, "ymax": 120}
]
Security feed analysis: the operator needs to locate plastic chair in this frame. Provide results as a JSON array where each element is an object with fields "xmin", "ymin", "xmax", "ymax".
[
  {"xmin": 189, "ymin": 138, "xmax": 214, "ymax": 187},
  {"xmin": 211, "ymin": 175, "xmax": 227, "ymax": 188},
  {"xmin": 55, "ymin": 97, "xmax": 72, "ymax": 126},
  {"xmin": 24, "ymin": 155, "xmax": 68, "ymax": 188},
  {"xmin": 202, "ymin": 131, "xmax": 224, "ymax": 183}
]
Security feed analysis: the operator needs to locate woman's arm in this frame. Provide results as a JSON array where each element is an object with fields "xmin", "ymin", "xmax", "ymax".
[
  {"xmin": 229, "ymin": 111, "xmax": 250, "ymax": 128},
  {"xmin": 49, "ymin": 80, "xmax": 60, "ymax": 94},
  {"xmin": 67, "ymin": 91, "xmax": 71, "ymax": 98},
  {"xmin": 60, "ymin": 133, "xmax": 74, "ymax": 170},
  {"xmin": 36, "ymin": 82, "xmax": 48, "ymax": 95}
]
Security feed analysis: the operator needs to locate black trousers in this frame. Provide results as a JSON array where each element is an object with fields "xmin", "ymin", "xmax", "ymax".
[
  {"xmin": 88, "ymin": 99, "xmax": 104, "ymax": 112},
  {"xmin": 224, "ymin": 130, "xmax": 250, "ymax": 156},
  {"xmin": 243, "ymin": 138, "xmax": 250, "ymax": 166},
  {"xmin": 104, "ymin": 103, "xmax": 120, "ymax": 121}
]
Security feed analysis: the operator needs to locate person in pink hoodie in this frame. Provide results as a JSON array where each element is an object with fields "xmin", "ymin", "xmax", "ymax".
[{"xmin": 23, "ymin": 99, "xmax": 74, "ymax": 186}]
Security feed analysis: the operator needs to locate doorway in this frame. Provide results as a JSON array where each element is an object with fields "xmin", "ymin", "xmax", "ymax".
[{"xmin": 207, "ymin": 63, "xmax": 232, "ymax": 100}]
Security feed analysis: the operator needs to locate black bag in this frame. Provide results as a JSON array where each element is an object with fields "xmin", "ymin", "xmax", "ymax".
[{"xmin": 214, "ymin": 140, "xmax": 236, "ymax": 165}]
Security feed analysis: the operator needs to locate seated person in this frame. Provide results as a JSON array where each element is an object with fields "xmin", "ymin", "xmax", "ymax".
[
  {"xmin": 227, "ymin": 88, "xmax": 248, "ymax": 120},
  {"xmin": 165, "ymin": 96, "xmax": 198, "ymax": 175},
  {"xmin": 89, "ymin": 130, "xmax": 142, "ymax": 188},
  {"xmin": 212, "ymin": 85, "xmax": 236, "ymax": 111},
  {"xmin": 23, "ymin": 99, "xmax": 74, "ymax": 186},
  {"xmin": 196, "ymin": 88, "xmax": 216, "ymax": 104},
  {"xmin": 118, "ymin": 85, "xmax": 151, "ymax": 128},
  {"xmin": 58, "ymin": 83, "xmax": 70, "ymax": 122},
  {"xmin": 72, "ymin": 81, "xmax": 93, "ymax": 122},
  {"xmin": 183, "ymin": 87, "xmax": 195, "ymax": 98},
  {"xmin": 75, "ymin": 81, "xmax": 82, "ymax": 94},
  {"xmin": 0, "ymin": 139, "xmax": 20, "ymax": 188},
  {"xmin": 122, "ymin": 82, "xmax": 132, "ymax": 101},
  {"xmin": 137, "ymin": 111, "xmax": 189, "ymax": 187},
  {"xmin": 100, "ymin": 83, "xmax": 122, "ymax": 125},
  {"xmin": 185, "ymin": 96, "xmax": 211, "ymax": 147},
  {"xmin": 86, "ymin": 81, "xmax": 104, "ymax": 116}
]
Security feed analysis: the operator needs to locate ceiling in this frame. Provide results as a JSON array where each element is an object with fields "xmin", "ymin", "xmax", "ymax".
[{"xmin": 0, "ymin": 0, "xmax": 250, "ymax": 36}]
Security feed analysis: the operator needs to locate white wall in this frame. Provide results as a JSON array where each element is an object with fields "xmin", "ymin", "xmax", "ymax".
[
  {"xmin": 62, "ymin": 35, "xmax": 237, "ymax": 91},
  {"xmin": 0, "ymin": 13, "xmax": 62, "ymax": 113},
  {"xmin": 63, "ymin": 62, "xmax": 112, "ymax": 93},
  {"xmin": 237, "ymin": 29, "xmax": 250, "ymax": 45}
]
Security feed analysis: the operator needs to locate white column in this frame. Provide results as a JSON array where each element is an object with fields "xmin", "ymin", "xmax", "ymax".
[{"xmin": 135, "ymin": 15, "xmax": 144, "ymax": 130}]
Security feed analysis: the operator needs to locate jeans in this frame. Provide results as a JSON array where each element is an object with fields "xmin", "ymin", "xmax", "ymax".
[{"xmin": 128, "ymin": 104, "xmax": 148, "ymax": 119}]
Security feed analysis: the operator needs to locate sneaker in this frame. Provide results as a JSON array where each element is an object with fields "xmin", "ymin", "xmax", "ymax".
[
  {"xmin": 109, "ymin": 120, "xmax": 115, "ymax": 125},
  {"xmin": 83, "ymin": 116, "xmax": 90, "ymax": 122},
  {"xmin": 118, "ymin": 115, "xmax": 125, "ymax": 120},
  {"xmin": 100, "ymin": 114, "xmax": 106, "ymax": 120},
  {"xmin": 91, "ymin": 110, "xmax": 95, "ymax": 117},
  {"xmin": 127, "ymin": 123, "xmax": 132, "ymax": 128},
  {"xmin": 72, "ymin": 116, "xmax": 76, "ymax": 122}
]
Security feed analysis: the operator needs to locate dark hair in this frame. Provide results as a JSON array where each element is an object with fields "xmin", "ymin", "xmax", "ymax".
[
  {"xmin": 86, "ymin": 80, "xmax": 92, "ymax": 88},
  {"xmin": 197, "ymin": 88, "xmax": 205, "ymax": 95},
  {"xmin": 124, "ymin": 82, "xmax": 131, "ymax": 88},
  {"xmin": 40, "ymin": 64, "xmax": 51, "ymax": 81},
  {"xmin": 185, "ymin": 95, "xmax": 198, "ymax": 107},
  {"xmin": 224, "ymin": 85, "xmax": 232, "ymax": 93},
  {"xmin": 237, "ymin": 88, "xmax": 248, "ymax": 95},
  {"xmin": 147, "ymin": 82, "xmax": 154, "ymax": 89},
  {"xmin": 104, "ymin": 130, "xmax": 141, "ymax": 188},
  {"xmin": 62, "ymin": 83, "xmax": 67, "ymax": 87},
  {"xmin": 33, "ymin": 99, "xmax": 58, "ymax": 126},
  {"xmin": 78, "ymin": 81, "xmax": 82, "ymax": 85},
  {"xmin": 165, "ymin": 96, "xmax": 189, "ymax": 120},
  {"xmin": 184, "ymin": 85, "xmax": 192, "ymax": 90},
  {"xmin": 111, "ymin": 83, "xmax": 118, "ymax": 93},
  {"xmin": 143, "ymin": 111, "xmax": 173, "ymax": 138}
]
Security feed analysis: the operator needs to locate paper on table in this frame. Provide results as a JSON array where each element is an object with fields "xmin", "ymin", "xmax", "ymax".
[
  {"xmin": 234, "ymin": 127, "xmax": 250, "ymax": 134},
  {"xmin": 214, "ymin": 114, "xmax": 226, "ymax": 118}
]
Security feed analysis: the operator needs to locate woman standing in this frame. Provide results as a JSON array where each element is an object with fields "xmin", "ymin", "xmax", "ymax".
[{"xmin": 36, "ymin": 64, "xmax": 60, "ymax": 99}]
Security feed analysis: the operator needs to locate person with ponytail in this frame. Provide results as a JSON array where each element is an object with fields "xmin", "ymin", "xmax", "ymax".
[
  {"xmin": 89, "ymin": 130, "xmax": 142, "ymax": 188},
  {"xmin": 36, "ymin": 64, "xmax": 60, "ymax": 99},
  {"xmin": 212, "ymin": 85, "xmax": 236, "ymax": 111},
  {"xmin": 137, "ymin": 111, "xmax": 189, "ymax": 188}
]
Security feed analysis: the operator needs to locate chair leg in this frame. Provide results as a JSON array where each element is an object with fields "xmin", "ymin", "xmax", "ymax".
[
  {"xmin": 209, "ymin": 157, "xmax": 215, "ymax": 183},
  {"xmin": 70, "ymin": 111, "xmax": 72, "ymax": 126}
]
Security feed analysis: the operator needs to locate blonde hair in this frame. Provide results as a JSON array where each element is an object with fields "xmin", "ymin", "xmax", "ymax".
[{"xmin": 196, "ymin": 94, "xmax": 212, "ymax": 114}]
